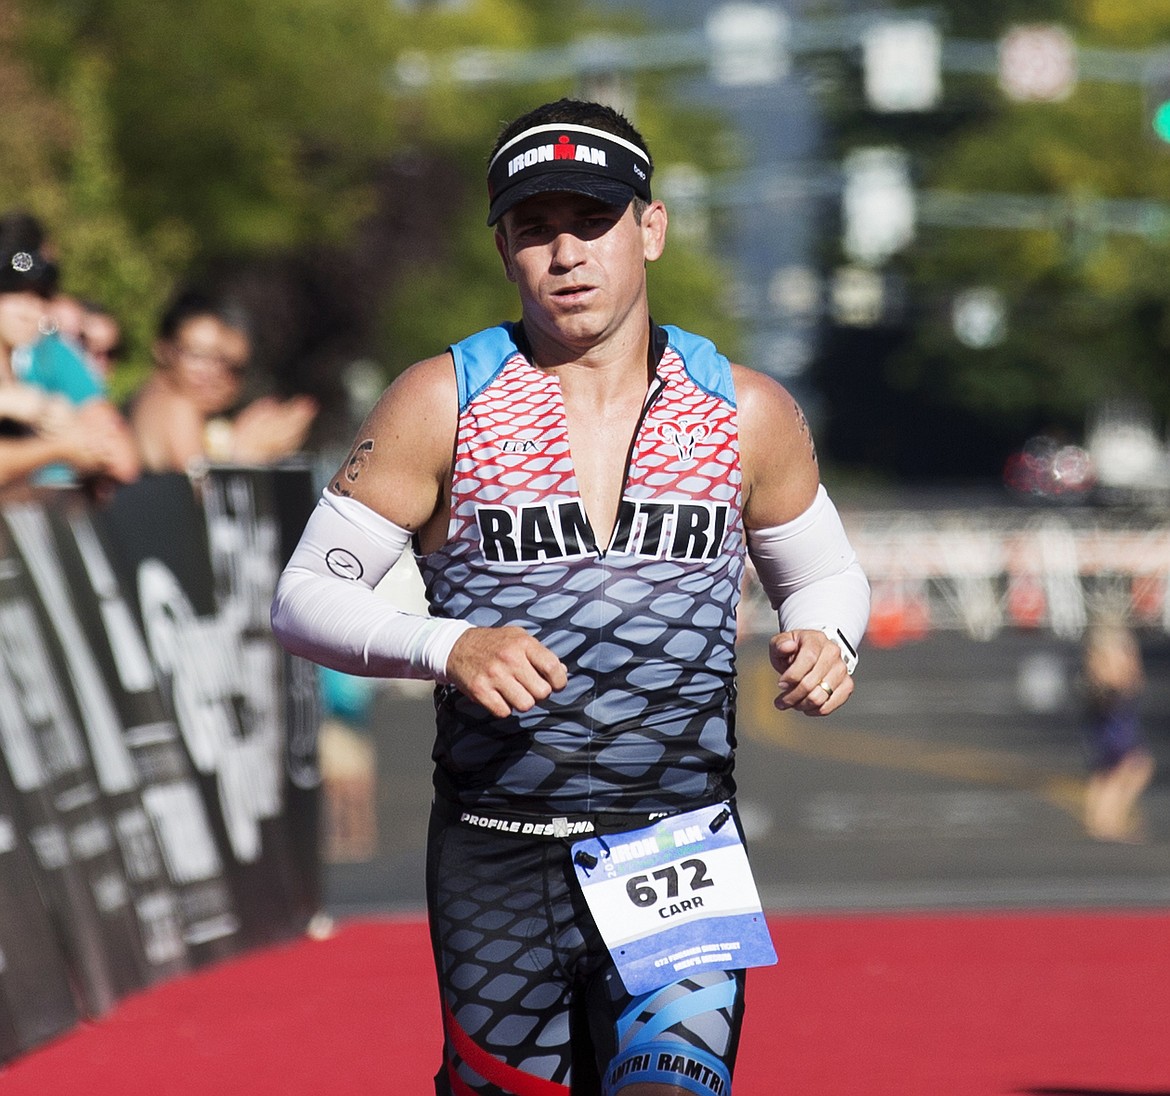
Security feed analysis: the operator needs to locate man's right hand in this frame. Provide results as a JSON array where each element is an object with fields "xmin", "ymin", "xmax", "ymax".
[{"xmin": 446, "ymin": 626, "xmax": 568, "ymax": 718}]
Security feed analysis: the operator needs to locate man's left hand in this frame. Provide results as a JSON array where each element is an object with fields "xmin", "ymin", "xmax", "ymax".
[{"xmin": 769, "ymin": 628, "xmax": 854, "ymax": 716}]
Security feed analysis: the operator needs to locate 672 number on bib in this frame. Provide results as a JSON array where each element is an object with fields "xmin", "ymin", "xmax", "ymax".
[{"xmin": 625, "ymin": 859, "xmax": 714, "ymax": 908}]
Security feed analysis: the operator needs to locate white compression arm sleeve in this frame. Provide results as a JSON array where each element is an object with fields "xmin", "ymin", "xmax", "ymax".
[
  {"xmin": 270, "ymin": 491, "xmax": 472, "ymax": 681},
  {"xmin": 746, "ymin": 484, "xmax": 870, "ymax": 661}
]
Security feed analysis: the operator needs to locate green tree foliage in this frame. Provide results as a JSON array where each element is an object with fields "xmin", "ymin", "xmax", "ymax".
[
  {"xmin": 0, "ymin": 4, "xmax": 176, "ymax": 394},
  {"xmin": 820, "ymin": 0, "xmax": 1170, "ymax": 479},
  {"xmin": 55, "ymin": 56, "xmax": 190, "ymax": 400},
  {"xmin": 0, "ymin": 0, "xmax": 71, "ymax": 224},
  {"xmin": 370, "ymin": 0, "xmax": 743, "ymax": 373},
  {"xmin": 6, "ymin": 0, "xmax": 739, "ymax": 421},
  {"xmin": 26, "ymin": 0, "xmax": 402, "ymax": 254},
  {"xmin": 907, "ymin": 7, "xmax": 1170, "ymax": 413}
]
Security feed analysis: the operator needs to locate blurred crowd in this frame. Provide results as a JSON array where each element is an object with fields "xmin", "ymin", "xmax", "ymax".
[{"xmin": 0, "ymin": 209, "xmax": 318, "ymax": 495}]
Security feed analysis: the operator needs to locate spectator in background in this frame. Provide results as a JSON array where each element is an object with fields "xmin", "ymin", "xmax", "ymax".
[
  {"xmin": 48, "ymin": 292, "xmax": 87, "ymax": 350},
  {"xmin": 1082, "ymin": 622, "xmax": 1156, "ymax": 842},
  {"xmin": 0, "ymin": 245, "xmax": 137, "ymax": 488},
  {"xmin": 128, "ymin": 287, "xmax": 317, "ymax": 474},
  {"xmin": 0, "ymin": 213, "xmax": 100, "ymax": 400},
  {"xmin": 0, "ymin": 211, "xmax": 140, "ymax": 488},
  {"xmin": 78, "ymin": 301, "xmax": 124, "ymax": 380}
]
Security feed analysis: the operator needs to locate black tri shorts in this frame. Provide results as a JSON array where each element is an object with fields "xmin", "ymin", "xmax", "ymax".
[{"xmin": 426, "ymin": 801, "xmax": 746, "ymax": 1096}]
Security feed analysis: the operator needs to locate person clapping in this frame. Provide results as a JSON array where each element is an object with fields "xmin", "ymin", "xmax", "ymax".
[{"xmin": 128, "ymin": 287, "xmax": 317, "ymax": 474}]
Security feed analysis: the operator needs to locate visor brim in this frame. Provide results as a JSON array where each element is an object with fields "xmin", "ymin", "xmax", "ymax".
[{"xmin": 487, "ymin": 173, "xmax": 637, "ymax": 226}]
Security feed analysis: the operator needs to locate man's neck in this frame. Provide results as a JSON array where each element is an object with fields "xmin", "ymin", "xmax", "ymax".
[{"xmin": 519, "ymin": 315, "xmax": 657, "ymax": 402}]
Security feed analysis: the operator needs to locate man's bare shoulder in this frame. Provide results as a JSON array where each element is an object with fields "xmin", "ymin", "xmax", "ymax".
[
  {"xmin": 326, "ymin": 352, "xmax": 457, "ymax": 526},
  {"xmin": 731, "ymin": 362, "xmax": 808, "ymax": 435},
  {"xmin": 379, "ymin": 352, "xmax": 457, "ymax": 407},
  {"xmin": 352, "ymin": 353, "xmax": 455, "ymax": 439},
  {"xmin": 731, "ymin": 362, "xmax": 821, "ymax": 527}
]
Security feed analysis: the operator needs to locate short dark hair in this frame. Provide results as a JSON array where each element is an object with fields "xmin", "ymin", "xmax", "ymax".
[
  {"xmin": 490, "ymin": 98, "xmax": 654, "ymax": 182},
  {"xmin": 157, "ymin": 286, "xmax": 251, "ymax": 342}
]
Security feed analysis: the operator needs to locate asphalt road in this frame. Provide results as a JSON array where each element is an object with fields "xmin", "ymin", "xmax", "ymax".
[{"xmin": 322, "ymin": 629, "xmax": 1170, "ymax": 916}]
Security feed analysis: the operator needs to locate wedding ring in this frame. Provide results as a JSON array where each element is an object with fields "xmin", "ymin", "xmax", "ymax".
[{"xmin": 818, "ymin": 680, "xmax": 834, "ymax": 699}]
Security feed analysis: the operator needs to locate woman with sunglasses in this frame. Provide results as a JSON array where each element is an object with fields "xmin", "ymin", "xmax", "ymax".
[{"xmin": 128, "ymin": 286, "xmax": 317, "ymax": 474}]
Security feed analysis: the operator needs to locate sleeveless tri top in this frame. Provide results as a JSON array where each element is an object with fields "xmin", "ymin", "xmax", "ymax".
[{"xmin": 417, "ymin": 322, "xmax": 745, "ymax": 814}]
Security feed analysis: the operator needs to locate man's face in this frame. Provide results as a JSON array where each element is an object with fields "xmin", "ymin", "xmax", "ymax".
[
  {"xmin": 0, "ymin": 291, "xmax": 47, "ymax": 355},
  {"xmin": 496, "ymin": 191, "xmax": 666, "ymax": 353}
]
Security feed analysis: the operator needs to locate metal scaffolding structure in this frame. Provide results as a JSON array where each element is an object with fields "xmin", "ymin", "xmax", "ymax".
[{"xmin": 739, "ymin": 505, "xmax": 1170, "ymax": 643}]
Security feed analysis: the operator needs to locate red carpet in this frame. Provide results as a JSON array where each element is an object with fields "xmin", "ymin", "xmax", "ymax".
[{"xmin": 1, "ymin": 911, "xmax": 1167, "ymax": 1095}]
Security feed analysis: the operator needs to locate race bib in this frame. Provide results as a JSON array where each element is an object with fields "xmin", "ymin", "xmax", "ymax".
[{"xmin": 571, "ymin": 803, "xmax": 777, "ymax": 994}]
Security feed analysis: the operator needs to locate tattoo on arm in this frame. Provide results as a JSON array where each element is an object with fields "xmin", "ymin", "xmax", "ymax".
[
  {"xmin": 794, "ymin": 404, "xmax": 818, "ymax": 466},
  {"xmin": 331, "ymin": 439, "xmax": 374, "ymax": 496}
]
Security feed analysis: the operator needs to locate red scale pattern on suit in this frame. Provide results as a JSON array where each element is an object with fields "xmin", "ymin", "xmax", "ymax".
[
  {"xmin": 450, "ymin": 355, "xmax": 573, "ymax": 542},
  {"xmin": 627, "ymin": 351, "xmax": 740, "ymax": 516},
  {"xmin": 450, "ymin": 346, "xmax": 741, "ymax": 552}
]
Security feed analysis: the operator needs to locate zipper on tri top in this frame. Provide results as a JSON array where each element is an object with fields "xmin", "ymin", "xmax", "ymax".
[{"xmin": 596, "ymin": 370, "xmax": 666, "ymax": 560}]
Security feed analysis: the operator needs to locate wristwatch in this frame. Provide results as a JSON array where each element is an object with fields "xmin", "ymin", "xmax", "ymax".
[{"xmin": 818, "ymin": 626, "xmax": 858, "ymax": 676}]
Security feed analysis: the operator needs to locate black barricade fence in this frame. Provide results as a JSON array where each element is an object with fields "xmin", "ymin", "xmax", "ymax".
[
  {"xmin": 0, "ymin": 468, "xmax": 322, "ymax": 1065},
  {"xmin": 5, "ymin": 501, "xmax": 194, "ymax": 989},
  {"xmin": 232, "ymin": 465, "xmax": 323, "ymax": 926},
  {"xmin": 0, "ymin": 513, "xmax": 153, "ymax": 1017},
  {"xmin": 201, "ymin": 466, "xmax": 322, "ymax": 933},
  {"xmin": 24, "ymin": 497, "xmax": 237, "ymax": 970},
  {"xmin": 0, "ymin": 788, "xmax": 80, "ymax": 1058},
  {"xmin": 96, "ymin": 471, "xmax": 318, "ymax": 952}
]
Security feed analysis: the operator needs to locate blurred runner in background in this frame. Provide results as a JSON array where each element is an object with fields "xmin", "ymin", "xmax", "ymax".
[{"xmin": 1082, "ymin": 622, "xmax": 1155, "ymax": 842}]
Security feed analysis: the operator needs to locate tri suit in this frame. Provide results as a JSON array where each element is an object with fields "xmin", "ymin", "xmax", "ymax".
[{"xmin": 420, "ymin": 321, "xmax": 751, "ymax": 1096}]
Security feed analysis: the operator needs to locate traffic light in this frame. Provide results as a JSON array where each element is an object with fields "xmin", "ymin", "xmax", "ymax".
[{"xmin": 1145, "ymin": 66, "xmax": 1170, "ymax": 143}]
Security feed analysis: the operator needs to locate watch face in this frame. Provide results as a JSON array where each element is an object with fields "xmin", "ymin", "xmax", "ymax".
[{"xmin": 821, "ymin": 626, "xmax": 858, "ymax": 674}]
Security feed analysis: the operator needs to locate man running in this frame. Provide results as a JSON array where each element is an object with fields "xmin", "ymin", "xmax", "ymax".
[{"xmin": 272, "ymin": 97, "xmax": 870, "ymax": 1096}]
